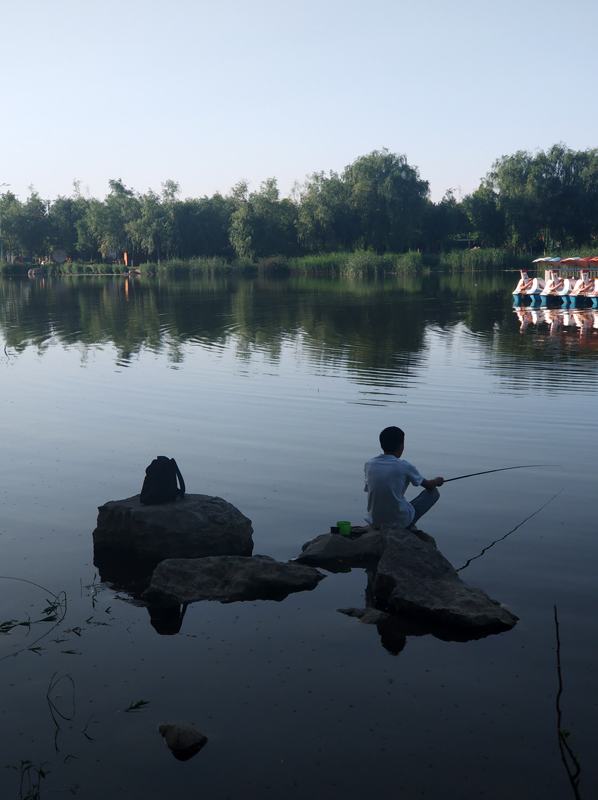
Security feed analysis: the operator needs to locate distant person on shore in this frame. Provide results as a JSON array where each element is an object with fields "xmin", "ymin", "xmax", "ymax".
[{"xmin": 364, "ymin": 426, "xmax": 444, "ymax": 530}]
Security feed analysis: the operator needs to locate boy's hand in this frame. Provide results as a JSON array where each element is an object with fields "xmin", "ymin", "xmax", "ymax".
[{"xmin": 422, "ymin": 477, "xmax": 444, "ymax": 490}]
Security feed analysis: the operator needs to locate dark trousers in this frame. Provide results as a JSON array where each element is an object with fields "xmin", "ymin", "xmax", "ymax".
[{"xmin": 407, "ymin": 487, "xmax": 440, "ymax": 529}]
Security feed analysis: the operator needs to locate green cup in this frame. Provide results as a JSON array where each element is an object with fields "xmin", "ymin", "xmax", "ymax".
[{"xmin": 337, "ymin": 520, "xmax": 351, "ymax": 537}]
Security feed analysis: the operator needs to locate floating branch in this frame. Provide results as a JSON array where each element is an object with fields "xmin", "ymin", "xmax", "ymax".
[{"xmin": 554, "ymin": 605, "xmax": 582, "ymax": 800}]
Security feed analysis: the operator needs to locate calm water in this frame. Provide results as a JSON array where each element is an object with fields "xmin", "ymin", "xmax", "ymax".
[{"xmin": 1, "ymin": 272, "xmax": 597, "ymax": 799}]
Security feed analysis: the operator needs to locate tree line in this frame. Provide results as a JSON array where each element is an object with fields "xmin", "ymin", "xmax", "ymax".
[{"xmin": 1, "ymin": 145, "xmax": 597, "ymax": 264}]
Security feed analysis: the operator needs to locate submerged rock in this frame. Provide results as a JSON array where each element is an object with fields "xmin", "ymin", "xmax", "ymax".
[
  {"xmin": 143, "ymin": 555, "xmax": 326, "ymax": 605},
  {"xmin": 373, "ymin": 526, "xmax": 518, "ymax": 630},
  {"xmin": 337, "ymin": 607, "xmax": 391, "ymax": 624},
  {"xmin": 93, "ymin": 494, "xmax": 254, "ymax": 562},
  {"xmin": 158, "ymin": 723, "xmax": 207, "ymax": 761}
]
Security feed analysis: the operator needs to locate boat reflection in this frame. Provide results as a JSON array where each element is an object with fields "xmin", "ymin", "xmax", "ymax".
[{"xmin": 515, "ymin": 307, "xmax": 598, "ymax": 347}]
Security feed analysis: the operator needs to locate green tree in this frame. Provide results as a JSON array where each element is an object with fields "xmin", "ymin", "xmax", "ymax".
[
  {"xmin": 126, "ymin": 186, "xmax": 179, "ymax": 262},
  {"xmin": 80, "ymin": 179, "xmax": 139, "ymax": 259},
  {"xmin": 343, "ymin": 149, "xmax": 429, "ymax": 252},
  {"xmin": 47, "ymin": 195, "xmax": 88, "ymax": 257},
  {"xmin": 173, "ymin": 194, "xmax": 236, "ymax": 258},
  {"xmin": 482, "ymin": 145, "xmax": 598, "ymax": 251},
  {"xmin": 462, "ymin": 182, "xmax": 505, "ymax": 247},
  {"xmin": 422, "ymin": 190, "xmax": 469, "ymax": 251},
  {"xmin": 296, "ymin": 171, "xmax": 354, "ymax": 253},
  {"xmin": 229, "ymin": 178, "xmax": 300, "ymax": 259},
  {"xmin": 0, "ymin": 191, "xmax": 23, "ymax": 259},
  {"xmin": 4, "ymin": 190, "xmax": 51, "ymax": 258}
]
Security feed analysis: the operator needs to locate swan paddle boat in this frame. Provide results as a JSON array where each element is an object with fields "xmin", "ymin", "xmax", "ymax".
[{"xmin": 513, "ymin": 257, "xmax": 598, "ymax": 307}]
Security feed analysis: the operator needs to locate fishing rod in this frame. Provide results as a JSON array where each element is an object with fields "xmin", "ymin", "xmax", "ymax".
[{"xmin": 445, "ymin": 464, "xmax": 561, "ymax": 483}]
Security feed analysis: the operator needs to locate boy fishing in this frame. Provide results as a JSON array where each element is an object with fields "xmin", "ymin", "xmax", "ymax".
[{"xmin": 364, "ymin": 426, "xmax": 444, "ymax": 530}]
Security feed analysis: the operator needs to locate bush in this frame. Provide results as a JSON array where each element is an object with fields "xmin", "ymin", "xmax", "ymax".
[
  {"xmin": 256, "ymin": 255, "xmax": 291, "ymax": 274},
  {"xmin": 0, "ymin": 263, "xmax": 29, "ymax": 276},
  {"xmin": 439, "ymin": 248, "xmax": 528, "ymax": 271}
]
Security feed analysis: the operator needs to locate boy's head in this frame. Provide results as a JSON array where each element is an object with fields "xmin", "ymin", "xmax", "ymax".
[{"xmin": 380, "ymin": 426, "xmax": 405, "ymax": 454}]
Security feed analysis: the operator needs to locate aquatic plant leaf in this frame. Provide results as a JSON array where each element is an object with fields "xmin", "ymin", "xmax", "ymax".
[{"xmin": 124, "ymin": 699, "xmax": 150, "ymax": 712}]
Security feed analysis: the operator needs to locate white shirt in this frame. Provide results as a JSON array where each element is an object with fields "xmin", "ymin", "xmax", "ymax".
[{"xmin": 364, "ymin": 454, "xmax": 423, "ymax": 528}]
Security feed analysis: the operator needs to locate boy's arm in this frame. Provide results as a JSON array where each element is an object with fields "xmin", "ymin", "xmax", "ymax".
[{"xmin": 421, "ymin": 477, "xmax": 444, "ymax": 490}]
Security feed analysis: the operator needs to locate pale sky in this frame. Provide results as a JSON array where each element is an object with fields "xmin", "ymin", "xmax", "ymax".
[{"xmin": 2, "ymin": 0, "xmax": 597, "ymax": 204}]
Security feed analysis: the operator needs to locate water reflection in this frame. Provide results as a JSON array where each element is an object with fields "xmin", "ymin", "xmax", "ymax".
[
  {"xmin": 92, "ymin": 546, "xmax": 183, "ymax": 635},
  {"xmin": 148, "ymin": 603, "xmax": 188, "ymax": 636},
  {"xmin": 515, "ymin": 307, "xmax": 598, "ymax": 350},
  {"xmin": 3, "ymin": 272, "xmax": 598, "ymax": 393},
  {"xmin": 93, "ymin": 547, "xmax": 190, "ymax": 636}
]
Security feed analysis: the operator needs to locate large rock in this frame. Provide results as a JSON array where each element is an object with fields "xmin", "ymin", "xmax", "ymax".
[
  {"xmin": 93, "ymin": 494, "xmax": 254, "ymax": 562},
  {"xmin": 373, "ymin": 526, "xmax": 518, "ymax": 630},
  {"xmin": 143, "ymin": 555, "xmax": 326, "ymax": 605}
]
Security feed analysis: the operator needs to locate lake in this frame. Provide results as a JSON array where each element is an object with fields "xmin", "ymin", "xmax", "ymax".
[{"xmin": 1, "ymin": 271, "xmax": 596, "ymax": 799}]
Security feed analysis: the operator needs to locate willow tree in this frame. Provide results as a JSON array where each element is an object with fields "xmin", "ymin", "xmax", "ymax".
[
  {"xmin": 343, "ymin": 149, "xmax": 429, "ymax": 253},
  {"xmin": 484, "ymin": 145, "xmax": 598, "ymax": 250}
]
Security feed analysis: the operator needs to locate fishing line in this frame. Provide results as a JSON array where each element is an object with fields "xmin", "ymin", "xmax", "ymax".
[{"xmin": 456, "ymin": 488, "xmax": 564, "ymax": 572}]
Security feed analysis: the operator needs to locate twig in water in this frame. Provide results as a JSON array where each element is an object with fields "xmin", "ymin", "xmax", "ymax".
[
  {"xmin": 554, "ymin": 605, "xmax": 582, "ymax": 799},
  {"xmin": 46, "ymin": 672, "xmax": 76, "ymax": 752},
  {"xmin": 0, "ymin": 577, "xmax": 67, "ymax": 662},
  {"xmin": 5, "ymin": 759, "xmax": 50, "ymax": 800},
  {"xmin": 457, "ymin": 489, "xmax": 563, "ymax": 572},
  {"xmin": 81, "ymin": 714, "xmax": 98, "ymax": 742}
]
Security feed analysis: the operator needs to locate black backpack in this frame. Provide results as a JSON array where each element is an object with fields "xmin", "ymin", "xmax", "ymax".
[{"xmin": 140, "ymin": 456, "xmax": 186, "ymax": 505}]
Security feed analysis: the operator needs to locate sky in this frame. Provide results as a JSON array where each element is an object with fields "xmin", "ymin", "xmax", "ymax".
[{"xmin": 2, "ymin": 0, "xmax": 598, "ymax": 205}]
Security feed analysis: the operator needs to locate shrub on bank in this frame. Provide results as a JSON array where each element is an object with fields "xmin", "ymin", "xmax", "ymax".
[
  {"xmin": 0, "ymin": 248, "xmax": 544, "ymax": 278},
  {"xmin": 442, "ymin": 249, "xmax": 529, "ymax": 271},
  {"xmin": 0, "ymin": 263, "xmax": 29, "ymax": 276}
]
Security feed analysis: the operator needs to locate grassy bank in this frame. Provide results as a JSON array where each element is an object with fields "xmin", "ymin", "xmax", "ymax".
[{"xmin": 1, "ymin": 249, "xmax": 534, "ymax": 278}]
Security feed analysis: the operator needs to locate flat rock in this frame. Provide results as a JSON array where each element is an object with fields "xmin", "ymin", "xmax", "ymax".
[
  {"xmin": 158, "ymin": 723, "xmax": 207, "ymax": 761},
  {"xmin": 296, "ymin": 526, "xmax": 436, "ymax": 572},
  {"xmin": 143, "ymin": 555, "xmax": 326, "ymax": 604},
  {"xmin": 373, "ymin": 526, "xmax": 518, "ymax": 630},
  {"xmin": 296, "ymin": 530, "xmax": 383, "ymax": 570},
  {"xmin": 93, "ymin": 494, "xmax": 253, "ymax": 561}
]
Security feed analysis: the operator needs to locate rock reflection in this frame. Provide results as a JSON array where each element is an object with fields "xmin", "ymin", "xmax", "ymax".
[
  {"xmin": 92, "ymin": 545, "xmax": 188, "ymax": 636},
  {"xmin": 148, "ymin": 603, "xmax": 188, "ymax": 636},
  {"xmin": 298, "ymin": 526, "xmax": 518, "ymax": 655}
]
